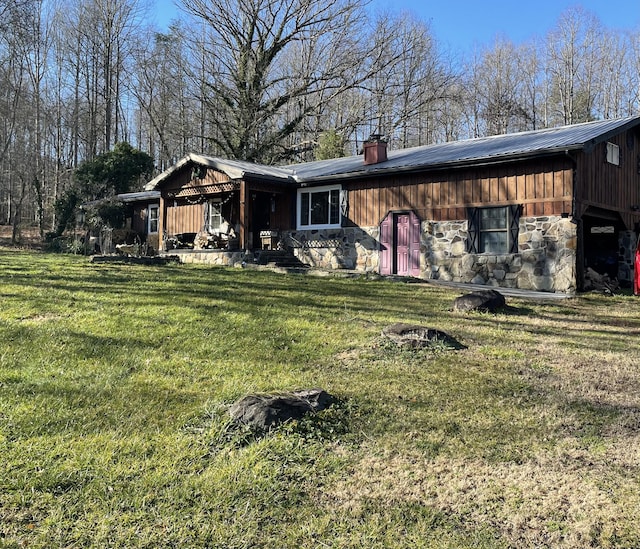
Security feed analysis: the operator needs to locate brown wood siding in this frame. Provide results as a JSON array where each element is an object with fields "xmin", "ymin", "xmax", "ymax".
[
  {"xmin": 575, "ymin": 128, "xmax": 640, "ymax": 228},
  {"xmin": 164, "ymin": 166, "xmax": 235, "ymax": 196},
  {"xmin": 131, "ymin": 205, "xmax": 147, "ymax": 234},
  {"xmin": 344, "ymin": 158, "xmax": 574, "ymax": 226},
  {"xmin": 270, "ymin": 192, "xmax": 292, "ymax": 230},
  {"xmin": 166, "ymin": 202, "xmax": 205, "ymax": 235}
]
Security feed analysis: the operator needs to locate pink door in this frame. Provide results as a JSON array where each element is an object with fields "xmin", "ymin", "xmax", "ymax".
[
  {"xmin": 395, "ymin": 214, "xmax": 410, "ymax": 276},
  {"xmin": 379, "ymin": 210, "xmax": 421, "ymax": 277}
]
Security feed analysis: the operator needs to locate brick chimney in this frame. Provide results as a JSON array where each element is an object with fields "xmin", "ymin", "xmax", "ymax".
[{"xmin": 363, "ymin": 134, "xmax": 388, "ymax": 165}]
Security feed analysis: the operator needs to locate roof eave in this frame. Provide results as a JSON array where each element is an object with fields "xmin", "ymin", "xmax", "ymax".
[
  {"xmin": 145, "ymin": 153, "xmax": 294, "ymax": 189},
  {"xmin": 582, "ymin": 117, "xmax": 640, "ymax": 152},
  {"xmin": 294, "ymin": 145, "xmax": 584, "ymax": 184}
]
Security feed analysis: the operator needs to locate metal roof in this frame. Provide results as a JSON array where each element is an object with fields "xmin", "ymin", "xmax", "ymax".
[
  {"xmin": 145, "ymin": 116, "xmax": 640, "ymax": 189},
  {"xmin": 144, "ymin": 153, "xmax": 293, "ymax": 190},
  {"xmin": 289, "ymin": 116, "xmax": 640, "ymax": 183},
  {"xmin": 117, "ymin": 190, "xmax": 160, "ymax": 203}
]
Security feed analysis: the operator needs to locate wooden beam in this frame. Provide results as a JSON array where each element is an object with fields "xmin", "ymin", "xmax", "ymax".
[
  {"xmin": 158, "ymin": 195, "xmax": 165, "ymax": 251},
  {"xmin": 239, "ymin": 180, "xmax": 248, "ymax": 249}
]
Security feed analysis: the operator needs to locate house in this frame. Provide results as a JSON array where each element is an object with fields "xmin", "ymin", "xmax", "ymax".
[
  {"xmin": 117, "ymin": 191, "xmax": 162, "ymax": 251},
  {"xmin": 144, "ymin": 116, "xmax": 640, "ymax": 293},
  {"xmin": 80, "ymin": 190, "xmax": 161, "ymax": 254}
]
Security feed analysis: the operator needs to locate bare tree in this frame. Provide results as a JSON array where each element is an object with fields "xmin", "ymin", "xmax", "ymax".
[
  {"xmin": 545, "ymin": 7, "xmax": 603, "ymax": 125},
  {"xmin": 181, "ymin": 0, "xmax": 376, "ymax": 163},
  {"xmin": 464, "ymin": 38, "xmax": 532, "ymax": 136},
  {"xmin": 595, "ymin": 29, "xmax": 637, "ymax": 119},
  {"xmin": 517, "ymin": 40, "xmax": 545, "ymax": 130}
]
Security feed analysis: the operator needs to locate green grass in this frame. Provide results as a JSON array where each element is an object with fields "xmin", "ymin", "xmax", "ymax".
[{"xmin": 2, "ymin": 248, "xmax": 640, "ymax": 548}]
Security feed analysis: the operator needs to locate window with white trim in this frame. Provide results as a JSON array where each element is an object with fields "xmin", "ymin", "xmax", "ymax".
[
  {"xmin": 606, "ymin": 142, "xmax": 620, "ymax": 166},
  {"xmin": 148, "ymin": 204, "xmax": 159, "ymax": 234},
  {"xmin": 207, "ymin": 200, "xmax": 222, "ymax": 233},
  {"xmin": 297, "ymin": 185, "xmax": 341, "ymax": 229}
]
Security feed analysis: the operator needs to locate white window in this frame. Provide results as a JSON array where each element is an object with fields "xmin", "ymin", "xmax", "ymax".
[
  {"xmin": 148, "ymin": 204, "xmax": 159, "ymax": 234},
  {"xmin": 297, "ymin": 185, "xmax": 341, "ymax": 229},
  {"xmin": 606, "ymin": 142, "xmax": 620, "ymax": 166},
  {"xmin": 207, "ymin": 200, "xmax": 222, "ymax": 233}
]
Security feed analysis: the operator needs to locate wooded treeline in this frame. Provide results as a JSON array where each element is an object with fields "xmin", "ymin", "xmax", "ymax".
[{"xmin": 1, "ymin": 0, "xmax": 638, "ymax": 240}]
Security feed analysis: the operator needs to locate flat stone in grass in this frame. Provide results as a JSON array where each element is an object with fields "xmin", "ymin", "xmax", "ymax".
[
  {"xmin": 453, "ymin": 289, "xmax": 506, "ymax": 313},
  {"xmin": 229, "ymin": 388, "xmax": 332, "ymax": 430},
  {"xmin": 381, "ymin": 323, "xmax": 465, "ymax": 350}
]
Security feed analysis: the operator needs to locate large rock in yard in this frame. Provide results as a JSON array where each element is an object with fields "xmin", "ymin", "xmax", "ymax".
[
  {"xmin": 381, "ymin": 323, "xmax": 465, "ymax": 350},
  {"xmin": 229, "ymin": 388, "xmax": 332, "ymax": 430},
  {"xmin": 453, "ymin": 289, "xmax": 506, "ymax": 313}
]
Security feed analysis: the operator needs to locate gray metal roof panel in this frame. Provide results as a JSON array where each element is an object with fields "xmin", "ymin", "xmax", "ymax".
[
  {"xmin": 117, "ymin": 190, "xmax": 161, "ymax": 203},
  {"xmin": 144, "ymin": 153, "xmax": 294, "ymax": 190},
  {"xmin": 289, "ymin": 116, "xmax": 640, "ymax": 182},
  {"xmin": 144, "ymin": 117, "xmax": 640, "ymax": 189}
]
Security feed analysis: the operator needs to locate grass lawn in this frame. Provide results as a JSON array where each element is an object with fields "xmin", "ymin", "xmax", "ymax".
[{"xmin": 1, "ymin": 248, "xmax": 640, "ymax": 548}]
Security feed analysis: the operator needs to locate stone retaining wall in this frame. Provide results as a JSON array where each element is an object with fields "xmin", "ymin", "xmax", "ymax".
[{"xmin": 167, "ymin": 249, "xmax": 249, "ymax": 267}]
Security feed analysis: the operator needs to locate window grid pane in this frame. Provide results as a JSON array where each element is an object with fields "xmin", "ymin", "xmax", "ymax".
[
  {"xmin": 310, "ymin": 191, "xmax": 330, "ymax": 225},
  {"xmin": 149, "ymin": 206, "xmax": 159, "ymax": 233},
  {"xmin": 300, "ymin": 193, "xmax": 310, "ymax": 226},
  {"xmin": 297, "ymin": 186, "xmax": 341, "ymax": 228},
  {"xmin": 480, "ymin": 207, "xmax": 507, "ymax": 230},
  {"xmin": 479, "ymin": 207, "xmax": 508, "ymax": 253},
  {"xmin": 209, "ymin": 202, "xmax": 222, "ymax": 231},
  {"xmin": 329, "ymin": 189, "xmax": 340, "ymax": 224},
  {"xmin": 480, "ymin": 231, "xmax": 507, "ymax": 253}
]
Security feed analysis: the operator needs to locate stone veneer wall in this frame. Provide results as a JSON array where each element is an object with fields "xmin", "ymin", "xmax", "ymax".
[
  {"xmin": 167, "ymin": 249, "xmax": 249, "ymax": 267},
  {"xmin": 425, "ymin": 216, "xmax": 577, "ymax": 293},
  {"xmin": 285, "ymin": 227, "xmax": 380, "ymax": 272},
  {"xmin": 163, "ymin": 217, "xmax": 580, "ymax": 293},
  {"xmin": 285, "ymin": 215, "xmax": 578, "ymax": 293}
]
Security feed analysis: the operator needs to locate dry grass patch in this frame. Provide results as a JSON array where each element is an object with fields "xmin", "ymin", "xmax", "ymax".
[{"xmin": 328, "ymin": 445, "xmax": 638, "ymax": 548}]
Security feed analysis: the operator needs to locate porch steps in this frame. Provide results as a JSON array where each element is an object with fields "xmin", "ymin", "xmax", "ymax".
[{"xmin": 252, "ymin": 250, "xmax": 310, "ymax": 272}]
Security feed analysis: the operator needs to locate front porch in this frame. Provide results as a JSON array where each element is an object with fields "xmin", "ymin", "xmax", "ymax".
[{"xmin": 161, "ymin": 247, "xmax": 309, "ymax": 271}]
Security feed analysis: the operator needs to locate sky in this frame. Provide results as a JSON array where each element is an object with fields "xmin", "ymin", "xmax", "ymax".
[
  {"xmin": 370, "ymin": 0, "xmax": 640, "ymax": 54},
  {"xmin": 152, "ymin": 0, "xmax": 640, "ymax": 55}
]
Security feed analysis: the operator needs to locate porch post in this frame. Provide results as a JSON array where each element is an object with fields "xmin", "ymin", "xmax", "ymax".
[
  {"xmin": 239, "ymin": 180, "xmax": 248, "ymax": 249},
  {"xmin": 158, "ymin": 195, "xmax": 165, "ymax": 251}
]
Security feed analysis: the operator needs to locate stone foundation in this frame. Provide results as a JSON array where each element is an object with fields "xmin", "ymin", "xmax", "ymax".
[
  {"xmin": 166, "ymin": 216, "xmax": 580, "ymax": 293},
  {"xmin": 284, "ymin": 216, "xmax": 578, "ymax": 293},
  {"xmin": 425, "ymin": 216, "xmax": 577, "ymax": 293},
  {"xmin": 164, "ymin": 249, "xmax": 249, "ymax": 267},
  {"xmin": 285, "ymin": 227, "xmax": 380, "ymax": 272}
]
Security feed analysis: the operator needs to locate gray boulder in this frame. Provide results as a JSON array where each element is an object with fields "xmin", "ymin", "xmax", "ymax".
[
  {"xmin": 382, "ymin": 323, "xmax": 465, "ymax": 349},
  {"xmin": 229, "ymin": 388, "xmax": 332, "ymax": 430},
  {"xmin": 453, "ymin": 289, "xmax": 506, "ymax": 313}
]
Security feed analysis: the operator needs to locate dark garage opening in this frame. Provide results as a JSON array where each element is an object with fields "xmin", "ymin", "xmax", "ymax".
[{"xmin": 582, "ymin": 214, "xmax": 622, "ymax": 280}]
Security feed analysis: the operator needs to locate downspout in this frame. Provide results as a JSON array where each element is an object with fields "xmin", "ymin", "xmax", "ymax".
[{"xmin": 565, "ymin": 150, "xmax": 583, "ymax": 291}]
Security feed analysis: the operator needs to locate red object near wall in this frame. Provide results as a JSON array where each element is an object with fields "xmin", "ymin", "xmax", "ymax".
[{"xmin": 634, "ymin": 237, "xmax": 640, "ymax": 296}]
